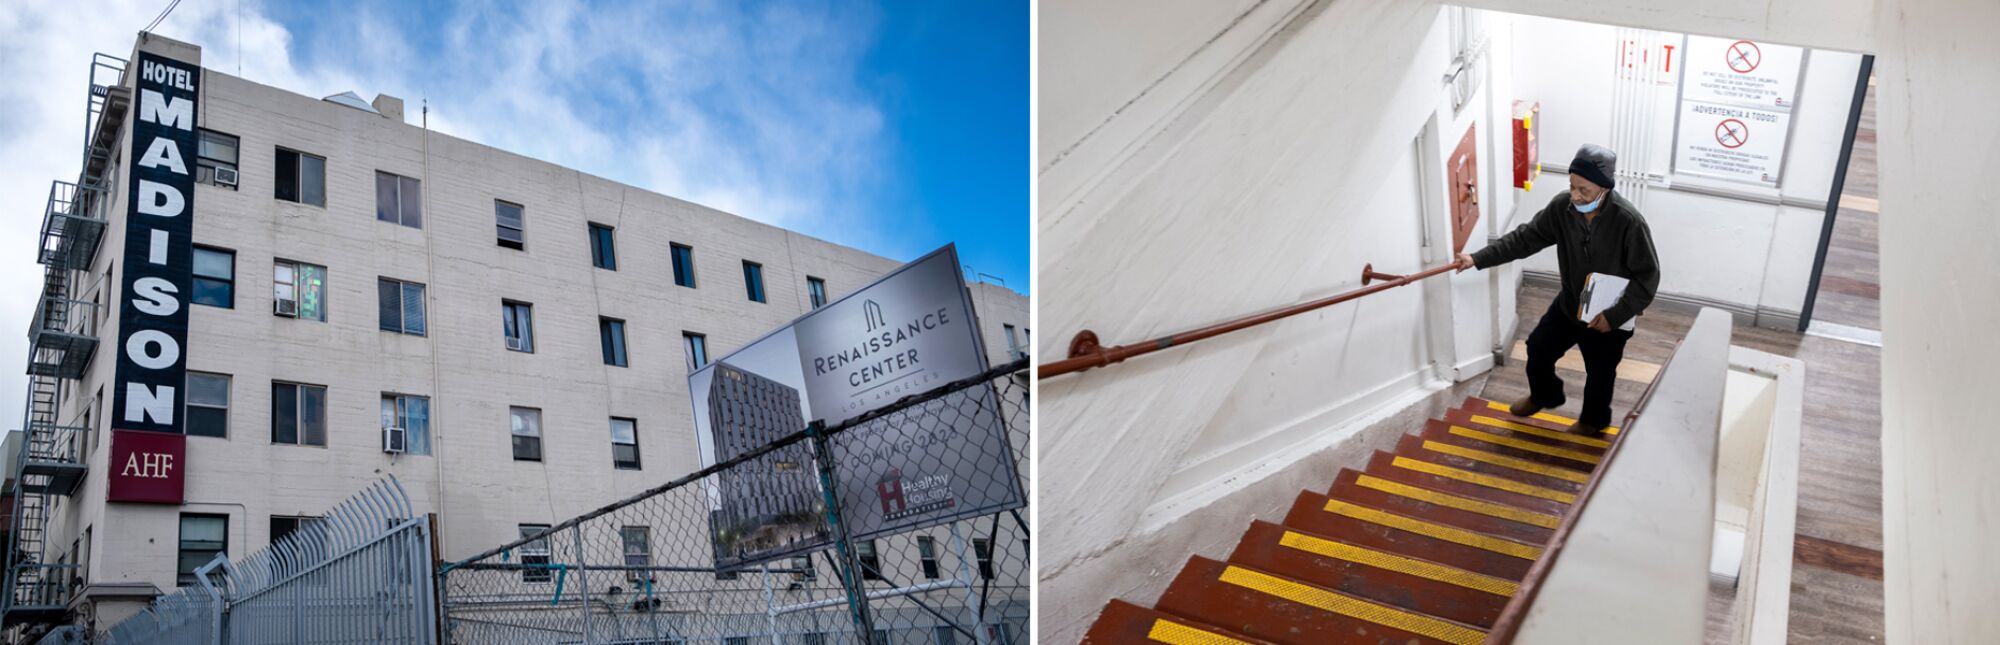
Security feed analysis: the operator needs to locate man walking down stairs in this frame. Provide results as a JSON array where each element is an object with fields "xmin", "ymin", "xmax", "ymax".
[{"xmin": 1079, "ymin": 396, "xmax": 1617, "ymax": 644}]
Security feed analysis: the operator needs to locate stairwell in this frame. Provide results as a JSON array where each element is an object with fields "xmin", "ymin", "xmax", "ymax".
[{"xmin": 1080, "ymin": 397, "xmax": 1622, "ymax": 644}]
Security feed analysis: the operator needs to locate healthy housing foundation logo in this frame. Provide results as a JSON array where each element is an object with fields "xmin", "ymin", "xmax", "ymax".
[{"xmin": 876, "ymin": 467, "xmax": 956, "ymax": 521}]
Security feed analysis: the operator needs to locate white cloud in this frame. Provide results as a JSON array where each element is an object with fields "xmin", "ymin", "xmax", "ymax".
[{"xmin": 0, "ymin": 0, "xmax": 892, "ymax": 427}]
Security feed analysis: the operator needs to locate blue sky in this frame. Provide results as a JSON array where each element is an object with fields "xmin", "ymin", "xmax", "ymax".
[{"xmin": 258, "ymin": 0, "xmax": 1029, "ymax": 291}]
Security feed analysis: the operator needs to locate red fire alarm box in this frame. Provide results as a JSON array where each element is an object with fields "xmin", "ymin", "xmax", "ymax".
[{"xmin": 1512, "ymin": 100, "xmax": 1540, "ymax": 190}]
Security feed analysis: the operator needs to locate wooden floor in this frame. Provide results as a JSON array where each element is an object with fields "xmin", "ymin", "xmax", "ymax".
[
  {"xmin": 1483, "ymin": 282, "xmax": 1885, "ymax": 642},
  {"xmin": 1810, "ymin": 74, "xmax": 1881, "ymax": 332}
]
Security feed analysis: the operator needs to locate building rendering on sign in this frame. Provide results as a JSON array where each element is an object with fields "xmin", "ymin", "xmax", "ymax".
[
  {"xmin": 4, "ymin": 32, "xmax": 1027, "ymax": 636},
  {"xmin": 706, "ymin": 361, "xmax": 823, "ymax": 568}
]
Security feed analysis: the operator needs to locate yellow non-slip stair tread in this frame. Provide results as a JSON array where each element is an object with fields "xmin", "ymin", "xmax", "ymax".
[
  {"xmin": 1480, "ymin": 399, "xmax": 1622, "ymax": 436},
  {"xmin": 1390, "ymin": 456, "xmax": 1578, "ymax": 504},
  {"xmin": 1320, "ymin": 498, "xmax": 1544, "ymax": 560},
  {"xmin": 1275, "ymin": 529, "xmax": 1519, "ymax": 597},
  {"xmin": 1146, "ymin": 618, "xmax": 1258, "ymax": 645},
  {"xmin": 1353, "ymin": 474, "xmax": 1563, "ymax": 529},
  {"xmin": 1420, "ymin": 440, "xmax": 1591, "ymax": 484},
  {"xmin": 1446, "ymin": 426, "xmax": 1602, "ymax": 465},
  {"xmin": 1465, "ymin": 414, "xmax": 1611, "ymax": 449},
  {"xmin": 1215, "ymin": 565, "xmax": 1488, "ymax": 645}
]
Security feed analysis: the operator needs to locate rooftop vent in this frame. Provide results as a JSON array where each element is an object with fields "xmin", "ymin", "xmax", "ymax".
[{"xmin": 322, "ymin": 91, "xmax": 381, "ymax": 114}]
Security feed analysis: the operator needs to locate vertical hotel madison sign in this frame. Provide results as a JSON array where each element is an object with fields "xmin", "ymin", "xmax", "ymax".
[
  {"xmin": 688, "ymin": 245, "xmax": 1024, "ymax": 569},
  {"xmin": 108, "ymin": 52, "xmax": 200, "ymax": 504}
]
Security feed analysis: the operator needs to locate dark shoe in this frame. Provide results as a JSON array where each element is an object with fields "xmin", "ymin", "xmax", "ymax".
[
  {"xmin": 1508, "ymin": 396, "xmax": 1544, "ymax": 417},
  {"xmin": 1566, "ymin": 421, "xmax": 1608, "ymax": 437}
]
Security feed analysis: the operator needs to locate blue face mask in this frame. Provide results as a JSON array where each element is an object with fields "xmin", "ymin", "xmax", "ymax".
[{"xmin": 1575, "ymin": 194, "xmax": 1604, "ymax": 214}]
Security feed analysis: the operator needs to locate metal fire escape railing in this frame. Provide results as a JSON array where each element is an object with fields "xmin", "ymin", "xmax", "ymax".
[
  {"xmin": 5, "ymin": 53, "xmax": 126, "ymax": 632},
  {"xmin": 1036, "ymin": 262, "xmax": 1457, "ymax": 379}
]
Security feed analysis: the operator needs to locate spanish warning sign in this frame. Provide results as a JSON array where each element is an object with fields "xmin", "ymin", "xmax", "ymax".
[
  {"xmin": 1673, "ymin": 35, "xmax": 1805, "ymax": 186},
  {"xmin": 1674, "ymin": 102, "xmax": 1791, "ymax": 186}
]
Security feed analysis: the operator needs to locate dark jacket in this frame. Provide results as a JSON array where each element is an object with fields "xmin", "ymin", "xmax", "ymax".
[{"xmin": 1471, "ymin": 191, "xmax": 1661, "ymax": 329}]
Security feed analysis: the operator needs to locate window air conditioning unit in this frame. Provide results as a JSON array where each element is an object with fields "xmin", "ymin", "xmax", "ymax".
[
  {"xmin": 213, "ymin": 166, "xmax": 239, "ymax": 188},
  {"xmin": 382, "ymin": 426, "xmax": 406, "ymax": 454},
  {"xmin": 274, "ymin": 298, "xmax": 298, "ymax": 317},
  {"xmin": 505, "ymin": 336, "xmax": 527, "ymax": 352}
]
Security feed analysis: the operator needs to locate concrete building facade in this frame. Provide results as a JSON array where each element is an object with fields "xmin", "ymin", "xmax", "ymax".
[{"xmin": 13, "ymin": 33, "xmax": 1028, "ymax": 633}]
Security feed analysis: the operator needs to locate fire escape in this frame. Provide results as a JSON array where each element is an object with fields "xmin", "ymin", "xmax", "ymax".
[{"xmin": 3, "ymin": 53, "xmax": 126, "ymax": 631}]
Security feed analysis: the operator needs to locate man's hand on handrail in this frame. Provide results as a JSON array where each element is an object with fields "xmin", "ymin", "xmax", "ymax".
[{"xmin": 1454, "ymin": 252, "xmax": 1477, "ymax": 273}]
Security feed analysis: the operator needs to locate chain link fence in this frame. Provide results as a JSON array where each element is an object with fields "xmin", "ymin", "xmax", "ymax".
[{"xmin": 437, "ymin": 360, "xmax": 1030, "ymax": 645}]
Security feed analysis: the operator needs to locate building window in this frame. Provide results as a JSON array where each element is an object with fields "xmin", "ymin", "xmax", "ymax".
[
  {"xmin": 177, "ymin": 514, "xmax": 227, "ymax": 587},
  {"xmin": 682, "ymin": 333, "xmax": 708, "ymax": 371},
  {"xmin": 600, "ymin": 317, "xmax": 627, "ymax": 367},
  {"xmin": 1004, "ymin": 324, "xmax": 1026, "ymax": 361},
  {"xmin": 519, "ymin": 524, "xmax": 551, "ymax": 583},
  {"xmin": 972, "ymin": 538, "xmax": 994, "ymax": 580},
  {"xmin": 742, "ymin": 261, "xmax": 766, "ymax": 303},
  {"xmin": 192, "ymin": 246, "xmax": 234, "ymax": 308},
  {"xmin": 381, "ymin": 394, "xmax": 432, "ymax": 456},
  {"xmin": 608, "ymin": 417, "xmax": 640, "ymax": 470},
  {"xmin": 496, "ymin": 200, "xmax": 526, "ymax": 249},
  {"xmin": 856, "ymin": 540, "xmax": 882, "ymax": 580},
  {"xmin": 802, "ymin": 633, "xmax": 827, "ymax": 645},
  {"xmin": 273, "ymin": 260, "xmax": 327, "ymax": 321},
  {"xmin": 916, "ymin": 536, "xmax": 941, "ymax": 579},
  {"xmin": 935, "ymin": 626, "xmax": 959, "ymax": 645},
  {"xmin": 791, "ymin": 555, "xmax": 817, "ymax": 583},
  {"xmin": 374, "ymin": 171, "xmax": 423, "ymax": 228},
  {"xmin": 589, "ymin": 223, "xmax": 617, "ymax": 270},
  {"xmin": 503, "ymin": 301, "xmax": 535, "ymax": 352},
  {"xmin": 807, "ymin": 276, "xmax": 827, "ymax": 309},
  {"xmin": 724, "ymin": 638, "xmax": 750, "ymax": 645},
  {"xmin": 185, "ymin": 372, "xmax": 229, "ymax": 438},
  {"xmin": 274, "ymin": 147, "xmax": 326, "ymax": 207},
  {"xmin": 269, "ymin": 516, "xmax": 316, "ymax": 545},
  {"xmin": 511, "ymin": 407, "xmax": 542, "ymax": 461},
  {"xmin": 378, "ymin": 278, "xmax": 427, "ymax": 336},
  {"xmin": 670, "ymin": 243, "xmax": 696, "ymax": 287},
  {"xmin": 195, "ymin": 129, "xmax": 239, "ymax": 188},
  {"xmin": 270, "ymin": 382, "xmax": 327, "ymax": 446},
  {"xmin": 621, "ymin": 526, "xmax": 650, "ymax": 581}
]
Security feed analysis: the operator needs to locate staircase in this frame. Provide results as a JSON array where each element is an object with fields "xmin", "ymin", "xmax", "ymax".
[{"xmin": 1079, "ymin": 397, "xmax": 1622, "ymax": 645}]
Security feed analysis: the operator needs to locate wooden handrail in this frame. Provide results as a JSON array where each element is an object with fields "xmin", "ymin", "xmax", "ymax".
[{"xmin": 1037, "ymin": 262, "xmax": 1458, "ymax": 379}]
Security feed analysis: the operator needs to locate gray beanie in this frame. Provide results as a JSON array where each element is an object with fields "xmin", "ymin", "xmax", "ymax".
[{"xmin": 1571, "ymin": 144, "xmax": 1618, "ymax": 191}]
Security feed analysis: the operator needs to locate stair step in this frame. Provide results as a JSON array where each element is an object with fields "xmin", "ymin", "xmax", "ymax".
[
  {"xmin": 1419, "ymin": 421, "xmax": 1601, "ymax": 471},
  {"xmin": 1394, "ymin": 435, "xmax": 1589, "ymax": 490},
  {"xmin": 1329, "ymin": 469, "xmax": 1557, "ymax": 543},
  {"xmin": 1363, "ymin": 450, "xmax": 1574, "ymax": 511},
  {"xmin": 1226, "ymin": 520, "xmax": 1512, "ymax": 628},
  {"xmin": 1443, "ymin": 409, "xmax": 1611, "ymax": 451},
  {"xmin": 1461, "ymin": 396, "xmax": 1621, "ymax": 436},
  {"xmin": 1081, "ymin": 599, "xmax": 1277, "ymax": 644},
  {"xmin": 1281, "ymin": 491, "xmax": 1538, "ymax": 580},
  {"xmin": 1155, "ymin": 557, "xmax": 1487, "ymax": 645}
]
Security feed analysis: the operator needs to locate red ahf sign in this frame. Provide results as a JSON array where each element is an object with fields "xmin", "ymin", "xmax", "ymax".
[{"xmin": 108, "ymin": 430, "xmax": 185, "ymax": 504}]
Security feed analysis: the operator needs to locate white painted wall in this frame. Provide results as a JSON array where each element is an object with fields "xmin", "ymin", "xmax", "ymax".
[
  {"xmin": 1503, "ymin": 15, "xmax": 1865, "ymax": 323},
  {"xmin": 1038, "ymin": 0, "xmax": 1522, "ymax": 634},
  {"xmin": 1452, "ymin": 0, "xmax": 1877, "ymax": 54},
  {"xmin": 1874, "ymin": 0, "xmax": 2000, "ymax": 641}
]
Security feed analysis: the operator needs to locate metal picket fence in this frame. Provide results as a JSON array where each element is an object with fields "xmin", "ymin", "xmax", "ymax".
[
  {"xmin": 102, "ymin": 477, "xmax": 437, "ymax": 644},
  {"xmin": 437, "ymin": 359, "xmax": 1031, "ymax": 645}
]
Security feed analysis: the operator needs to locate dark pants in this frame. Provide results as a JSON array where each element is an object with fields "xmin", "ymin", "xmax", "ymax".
[{"xmin": 1524, "ymin": 300, "xmax": 1633, "ymax": 427}]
